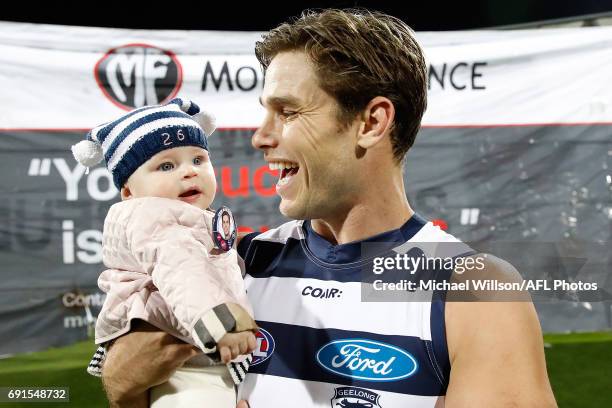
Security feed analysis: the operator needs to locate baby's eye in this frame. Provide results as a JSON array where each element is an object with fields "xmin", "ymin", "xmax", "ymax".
[
  {"xmin": 158, "ymin": 162, "xmax": 174, "ymax": 171},
  {"xmin": 193, "ymin": 156, "xmax": 203, "ymax": 165}
]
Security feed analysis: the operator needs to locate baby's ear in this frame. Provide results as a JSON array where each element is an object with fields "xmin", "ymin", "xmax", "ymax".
[{"xmin": 120, "ymin": 185, "xmax": 133, "ymax": 200}]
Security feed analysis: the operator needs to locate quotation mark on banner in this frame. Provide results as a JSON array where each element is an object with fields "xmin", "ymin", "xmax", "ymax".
[
  {"xmin": 460, "ymin": 208, "xmax": 480, "ymax": 225},
  {"xmin": 28, "ymin": 158, "xmax": 52, "ymax": 176}
]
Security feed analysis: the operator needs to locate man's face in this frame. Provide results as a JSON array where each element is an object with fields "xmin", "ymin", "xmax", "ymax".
[
  {"xmin": 252, "ymin": 51, "xmax": 361, "ymax": 220},
  {"xmin": 222, "ymin": 213, "xmax": 231, "ymax": 237},
  {"xmin": 121, "ymin": 146, "xmax": 216, "ymax": 211}
]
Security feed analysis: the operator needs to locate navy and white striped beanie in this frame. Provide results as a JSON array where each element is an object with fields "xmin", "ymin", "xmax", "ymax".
[{"xmin": 71, "ymin": 98, "xmax": 216, "ymax": 189}]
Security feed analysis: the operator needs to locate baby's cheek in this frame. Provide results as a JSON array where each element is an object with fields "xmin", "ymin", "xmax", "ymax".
[
  {"xmin": 203, "ymin": 172, "xmax": 217, "ymax": 195},
  {"xmin": 150, "ymin": 179, "xmax": 178, "ymax": 199}
]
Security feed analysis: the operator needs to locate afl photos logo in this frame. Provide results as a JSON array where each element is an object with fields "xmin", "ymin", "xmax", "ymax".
[{"xmin": 95, "ymin": 43, "xmax": 183, "ymax": 110}]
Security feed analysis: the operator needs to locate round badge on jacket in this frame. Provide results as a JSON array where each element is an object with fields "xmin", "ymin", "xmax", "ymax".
[{"xmin": 212, "ymin": 206, "xmax": 237, "ymax": 252}]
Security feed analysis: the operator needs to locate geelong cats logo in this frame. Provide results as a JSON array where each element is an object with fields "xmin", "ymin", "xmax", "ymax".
[{"xmin": 331, "ymin": 387, "xmax": 382, "ymax": 408}]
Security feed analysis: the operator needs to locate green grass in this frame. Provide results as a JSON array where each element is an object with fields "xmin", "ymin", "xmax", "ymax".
[
  {"xmin": 543, "ymin": 331, "xmax": 612, "ymax": 408},
  {"xmin": 0, "ymin": 332, "xmax": 610, "ymax": 407},
  {"xmin": 0, "ymin": 341, "xmax": 106, "ymax": 407}
]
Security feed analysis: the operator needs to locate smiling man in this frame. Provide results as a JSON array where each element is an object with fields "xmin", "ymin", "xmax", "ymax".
[
  {"xmin": 98, "ymin": 9, "xmax": 557, "ymax": 408},
  {"xmin": 222, "ymin": 211, "xmax": 232, "ymax": 239}
]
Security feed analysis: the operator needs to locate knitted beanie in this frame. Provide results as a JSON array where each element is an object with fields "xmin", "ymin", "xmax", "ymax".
[{"xmin": 71, "ymin": 98, "xmax": 216, "ymax": 189}]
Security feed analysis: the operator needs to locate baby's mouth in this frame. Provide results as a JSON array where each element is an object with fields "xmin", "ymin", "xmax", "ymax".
[{"xmin": 179, "ymin": 188, "xmax": 201, "ymax": 198}]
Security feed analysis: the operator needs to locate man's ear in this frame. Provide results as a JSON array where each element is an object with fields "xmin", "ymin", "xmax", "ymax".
[
  {"xmin": 356, "ymin": 96, "xmax": 395, "ymax": 150},
  {"xmin": 120, "ymin": 185, "xmax": 133, "ymax": 200}
]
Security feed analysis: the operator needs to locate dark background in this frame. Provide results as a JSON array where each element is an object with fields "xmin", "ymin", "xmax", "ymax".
[{"xmin": 3, "ymin": 0, "xmax": 612, "ymax": 31}]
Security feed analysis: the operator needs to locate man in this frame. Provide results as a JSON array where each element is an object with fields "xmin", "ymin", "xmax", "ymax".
[
  {"xmin": 98, "ymin": 9, "xmax": 557, "ymax": 407},
  {"xmin": 222, "ymin": 211, "xmax": 231, "ymax": 239}
]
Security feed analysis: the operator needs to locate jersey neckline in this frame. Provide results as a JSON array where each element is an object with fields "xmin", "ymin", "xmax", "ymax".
[{"xmin": 301, "ymin": 213, "xmax": 428, "ymax": 265}]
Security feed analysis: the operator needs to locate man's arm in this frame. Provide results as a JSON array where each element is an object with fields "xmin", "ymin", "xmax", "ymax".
[
  {"xmin": 444, "ymin": 255, "xmax": 557, "ymax": 407},
  {"xmin": 101, "ymin": 321, "xmax": 199, "ymax": 407}
]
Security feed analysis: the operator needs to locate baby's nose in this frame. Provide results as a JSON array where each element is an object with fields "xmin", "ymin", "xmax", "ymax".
[{"xmin": 182, "ymin": 166, "xmax": 198, "ymax": 178}]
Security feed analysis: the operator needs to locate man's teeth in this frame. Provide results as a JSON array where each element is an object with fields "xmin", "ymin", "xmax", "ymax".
[
  {"xmin": 268, "ymin": 162, "xmax": 299, "ymax": 187},
  {"xmin": 277, "ymin": 174, "xmax": 292, "ymax": 186},
  {"xmin": 268, "ymin": 162, "xmax": 298, "ymax": 171}
]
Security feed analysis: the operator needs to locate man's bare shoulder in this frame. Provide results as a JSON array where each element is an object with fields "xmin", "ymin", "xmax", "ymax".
[{"xmin": 444, "ymin": 254, "xmax": 557, "ymax": 407}]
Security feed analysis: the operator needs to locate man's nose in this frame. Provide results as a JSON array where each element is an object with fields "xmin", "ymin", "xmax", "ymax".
[{"xmin": 252, "ymin": 114, "xmax": 279, "ymax": 151}]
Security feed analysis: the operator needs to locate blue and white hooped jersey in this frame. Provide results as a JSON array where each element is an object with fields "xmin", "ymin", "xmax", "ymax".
[{"xmin": 237, "ymin": 214, "xmax": 474, "ymax": 408}]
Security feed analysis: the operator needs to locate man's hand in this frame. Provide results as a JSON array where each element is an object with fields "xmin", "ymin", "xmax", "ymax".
[
  {"xmin": 217, "ymin": 331, "xmax": 257, "ymax": 364},
  {"xmin": 102, "ymin": 320, "xmax": 199, "ymax": 407}
]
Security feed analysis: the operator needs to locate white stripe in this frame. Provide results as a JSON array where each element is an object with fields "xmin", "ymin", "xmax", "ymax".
[
  {"xmin": 229, "ymin": 367, "xmax": 240, "ymax": 384},
  {"xmin": 244, "ymin": 223, "xmax": 475, "ymax": 341},
  {"xmin": 102, "ymin": 104, "xmax": 183, "ymax": 151},
  {"xmin": 90, "ymin": 127, "xmax": 100, "ymax": 143},
  {"xmin": 245, "ymin": 276, "xmax": 433, "ymax": 340},
  {"xmin": 392, "ymin": 223, "xmax": 473, "ymax": 258},
  {"xmin": 201, "ymin": 312, "xmax": 228, "ymax": 342},
  {"xmin": 238, "ymin": 374, "xmax": 442, "ymax": 407},
  {"xmin": 252, "ymin": 220, "xmax": 304, "ymax": 244},
  {"xmin": 107, "ymin": 117, "xmax": 200, "ymax": 171},
  {"xmin": 181, "ymin": 99, "xmax": 191, "ymax": 112},
  {"xmin": 460, "ymin": 209, "xmax": 470, "ymax": 225},
  {"xmin": 228, "ymin": 362, "xmax": 243, "ymax": 384},
  {"xmin": 470, "ymin": 208, "xmax": 480, "ymax": 225},
  {"xmin": 87, "ymin": 366, "xmax": 102, "ymax": 377}
]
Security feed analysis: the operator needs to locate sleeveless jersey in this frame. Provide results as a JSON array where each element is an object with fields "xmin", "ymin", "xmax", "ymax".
[{"xmin": 237, "ymin": 214, "xmax": 475, "ymax": 408}]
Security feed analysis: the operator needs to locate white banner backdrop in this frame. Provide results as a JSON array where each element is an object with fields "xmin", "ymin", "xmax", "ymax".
[{"xmin": 1, "ymin": 21, "xmax": 611, "ymax": 129}]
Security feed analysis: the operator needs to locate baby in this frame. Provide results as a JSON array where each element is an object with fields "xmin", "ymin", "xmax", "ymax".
[{"xmin": 72, "ymin": 98, "xmax": 257, "ymax": 407}]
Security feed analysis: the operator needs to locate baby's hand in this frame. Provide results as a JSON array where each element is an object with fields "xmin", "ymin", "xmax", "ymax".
[{"xmin": 218, "ymin": 331, "xmax": 257, "ymax": 364}]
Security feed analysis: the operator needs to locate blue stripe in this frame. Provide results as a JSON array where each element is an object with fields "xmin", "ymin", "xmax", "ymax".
[
  {"xmin": 428, "ymin": 250, "xmax": 477, "ymax": 388},
  {"xmin": 238, "ymin": 232, "xmax": 260, "ymax": 259},
  {"xmin": 303, "ymin": 214, "xmax": 427, "ymax": 264},
  {"xmin": 249, "ymin": 321, "xmax": 446, "ymax": 396},
  {"xmin": 244, "ymin": 216, "xmax": 430, "ymax": 282},
  {"xmin": 168, "ymin": 98, "xmax": 200, "ymax": 115},
  {"xmin": 168, "ymin": 98, "xmax": 184, "ymax": 109},
  {"xmin": 186, "ymin": 103, "xmax": 200, "ymax": 116},
  {"xmin": 110, "ymin": 125, "xmax": 207, "ymax": 188},
  {"xmin": 92, "ymin": 104, "xmax": 155, "ymax": 144},
  {"xmin": 430, "ymin": 297, "xmax": 450, "ymax": 389},
  {"xmin": 244, "ymin": 237, "xmax": 455, "ymax": 284},
  {"xmin": 105, "ymin": 110, "xmax": 191, "ymax": 163}
]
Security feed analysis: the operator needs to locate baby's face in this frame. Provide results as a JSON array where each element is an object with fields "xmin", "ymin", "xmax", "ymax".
[{"xmin": 121, "ymin": 146, "xmax": 216, "ymax": 210}]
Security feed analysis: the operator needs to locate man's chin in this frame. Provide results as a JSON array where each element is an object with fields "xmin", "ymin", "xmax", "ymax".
[{"xmin": 279, "ymin": 199, "xmax": 305, "ymax": 220}]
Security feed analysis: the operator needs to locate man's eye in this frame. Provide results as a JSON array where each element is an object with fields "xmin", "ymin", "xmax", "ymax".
[
  {"xmin": 280, "ymin": 110, "xmax": 297, "ymax": 119},
  {"xmin": 158, "ymin": 162, "xmax": 174, "ymax": 171}
]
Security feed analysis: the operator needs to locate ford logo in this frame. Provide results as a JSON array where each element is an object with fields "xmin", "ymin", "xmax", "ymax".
[{"xmin": 316, "ymin": 339, "xmax": 418, "ymax": 382}]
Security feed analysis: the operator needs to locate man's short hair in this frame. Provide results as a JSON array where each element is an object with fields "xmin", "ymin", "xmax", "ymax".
[{"xmin": 255, "ymin": 8, "xmax": 427, "ymax": 163}]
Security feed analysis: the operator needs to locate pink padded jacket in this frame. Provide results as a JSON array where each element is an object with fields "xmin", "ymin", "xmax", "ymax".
[{"xmin": 94, "ymin": 197, "xmax": 256, "ymax": 354}]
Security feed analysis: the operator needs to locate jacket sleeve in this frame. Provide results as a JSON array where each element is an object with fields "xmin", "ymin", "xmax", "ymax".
[{"xmin": 122, "ymin": 199, "xmax": 257, "ymax": 353}]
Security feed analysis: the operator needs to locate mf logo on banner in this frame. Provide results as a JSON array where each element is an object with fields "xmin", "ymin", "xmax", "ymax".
[{"xmin": 95, "ymin": 43, "xmax": 183, "ymax": 110}]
